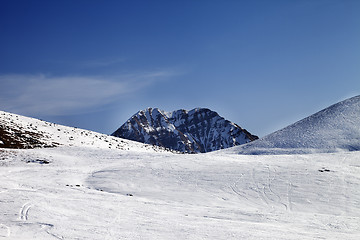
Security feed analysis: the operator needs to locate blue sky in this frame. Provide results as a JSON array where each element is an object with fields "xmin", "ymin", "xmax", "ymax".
[{"xmin": 1, "ymin": 0, "xmax": 359, "ymax": 137}]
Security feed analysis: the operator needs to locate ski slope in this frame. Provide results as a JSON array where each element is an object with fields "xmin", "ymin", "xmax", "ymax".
[{"xmin": 0, "ymin": 146, "xmax": 359, "ymax": 239}]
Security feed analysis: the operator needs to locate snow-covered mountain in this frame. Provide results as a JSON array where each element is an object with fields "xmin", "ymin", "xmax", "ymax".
[
  {"xmin": 1, "ymin": 104, "xmax": 360, "ymax": 239},
  {"xmin": 225, "ymin": 95, "xmax": 360, "ymax": 155},
  {"xmin": 112, "ymin": 108, "xmax": 258, "ymax": 153},
  {"xmin": 0, "ymin": 110, "xmax": 167, "ymax": 153},
  {"xmin": 1, "ymin": 133, "xmax": 360, "ymax": 239}
]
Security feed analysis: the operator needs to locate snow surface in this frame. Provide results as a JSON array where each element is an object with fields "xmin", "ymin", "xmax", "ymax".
[
  {"xmin": 0, "ymin": 110, "xmax": 167, "ymax": 153},
  {"xmin": 1, "ymin": 146, "xmax": 360, "ymax": 239},
  {"xmin": 225, "ymin": 95, "xmax": 360, "ymax": 155},
  {"xmin": 1, "ymin": 96, "xmax": 360, "ymax": 239}
]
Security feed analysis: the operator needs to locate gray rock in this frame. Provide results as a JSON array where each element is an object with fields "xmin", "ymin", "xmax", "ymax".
[{"xmin": 112, "ymin": 108, "xmax": 258, "ymax": 153}]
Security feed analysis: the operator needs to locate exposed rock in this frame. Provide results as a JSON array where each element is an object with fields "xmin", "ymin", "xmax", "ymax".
[{"xmin": 112, "ymin": 108, "xmax": 258, "ymax": 153}]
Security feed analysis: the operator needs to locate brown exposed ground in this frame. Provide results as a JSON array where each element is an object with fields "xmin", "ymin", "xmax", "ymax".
[{"xmin": 0, "ymin": 126, "xmax": 56, "ymax": 149}]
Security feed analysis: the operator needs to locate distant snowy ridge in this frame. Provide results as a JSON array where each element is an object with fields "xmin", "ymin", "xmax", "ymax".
[
  {"xmin": 0, "ymin": 110, "xmax": 168, "ymax": 152},
  {"xmin": 224, "ymin": 95, "xmax": 360, "ymax": 155},
  {"xmin": 112, "ymin": 107, "xmax": 258, "ymax": 153}
]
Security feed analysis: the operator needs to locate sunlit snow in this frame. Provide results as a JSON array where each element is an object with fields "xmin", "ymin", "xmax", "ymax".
[
  {"xmin": 1, "ymin": 96, "xmax": 360, "ymax": 239},
  {"xmin": 1, "ymin": 146, "xmax": 359, "ymax": 239}
]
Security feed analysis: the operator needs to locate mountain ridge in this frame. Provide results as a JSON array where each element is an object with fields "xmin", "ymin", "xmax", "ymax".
[{"xmin": 112, "ymin": 107, "xmax": 258, "ymax": 153}]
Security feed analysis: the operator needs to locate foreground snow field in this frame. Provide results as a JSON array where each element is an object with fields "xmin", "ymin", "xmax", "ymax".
[{"xmin": 1, "ymin": 146, "xmax": 359, "ymax": 239}]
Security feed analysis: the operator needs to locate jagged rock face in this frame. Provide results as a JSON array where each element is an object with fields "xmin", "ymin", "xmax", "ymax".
[{"xmin": 112, "ymin": 108, "xmax": 258, "ymax": 153}]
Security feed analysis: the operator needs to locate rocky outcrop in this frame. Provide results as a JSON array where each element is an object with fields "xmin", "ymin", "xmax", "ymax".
[{"xmin": 112, "ymin": 108, "xmax": 258, "ymax": 153}]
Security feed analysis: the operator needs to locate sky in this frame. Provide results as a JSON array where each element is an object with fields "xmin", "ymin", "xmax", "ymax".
[{"xmin": 1, "ymin": 0, "xmax": 360, "ymax": 137}]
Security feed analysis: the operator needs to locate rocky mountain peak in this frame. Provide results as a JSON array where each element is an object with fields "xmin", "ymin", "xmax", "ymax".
[{"xmin": 112, "ymin": 108, "xmax": 258, "ymax": 153}]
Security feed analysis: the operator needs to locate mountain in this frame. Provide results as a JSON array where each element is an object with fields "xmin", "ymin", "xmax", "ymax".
[
  {"xmin": 112, "ymin": 108, "xmax": 258, "ymax": 153},
  {"xmin": 1, "ymin": 109, "xmax": 360, "ymax": 239},
  {"xmin": 0, "ymin": 110, "xmax": 167, "ymax": 152},
  {"xmin": 224, "ymin": 95, "xmax": 360, "ymax": 155}
]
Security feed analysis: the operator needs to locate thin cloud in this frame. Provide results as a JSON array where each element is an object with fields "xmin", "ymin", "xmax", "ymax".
[
  {"xmin": 80, "ymin": 57, "xmax": 126, "ymax": 68},
  {"xmin": 0, "ymin": 71, "xmax": 176, "ymax": 116}
]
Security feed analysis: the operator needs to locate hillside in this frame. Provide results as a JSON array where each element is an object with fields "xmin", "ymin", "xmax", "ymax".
[
  {"xmin": 0, "ymin": 108, "xmax": 359, "ymax": 239},
  {"xmin": 0, "ymin": 110, "xmax": 167, "ymax": 153},
  {"xmin": 225, "ymin": 95, "xmax": 360, "ymax": 155}
]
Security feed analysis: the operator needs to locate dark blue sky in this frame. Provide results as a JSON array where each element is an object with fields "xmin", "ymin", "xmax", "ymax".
[{"xmin": 1, "ymin": 0, "xmax": 360, "ymax": 137}]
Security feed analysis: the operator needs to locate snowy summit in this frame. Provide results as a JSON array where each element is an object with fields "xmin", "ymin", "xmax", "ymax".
[
  {"xmin": 112, "ymin": 107, "xmax": 258, "ymax": 153},
  {"xmin": 226, "ymin": 95, "xmax": 360, "ymax": 155}
]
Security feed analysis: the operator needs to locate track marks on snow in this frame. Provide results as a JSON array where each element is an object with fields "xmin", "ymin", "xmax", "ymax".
[
  {"xmin": 230, "ymin": 165, "xmax": 292, "ymax": 212},
  {"xmin": 19, "ymin": 202, "xmax": 32, "ymax": 221},
  {"xmin": 287, "ymin": 179, "xmax": 294, "ymax": 212},
  {"xmin": 18, "ymin": 203, "xmax": 64, "ymax": 239},
  {"xmin": 251, "ymin": 168, "xmax": 270, "ymax": 206},
  {"xmin": 265, "ymin": 166, "xmax": 289, "ymax": 211},
  {"xmin": 42, "ymin": 224, "xmax": 64, "ymax": 240},
  {"xmin": 230, "ymin": 173, "xmax": 257, "ymax": 207}
]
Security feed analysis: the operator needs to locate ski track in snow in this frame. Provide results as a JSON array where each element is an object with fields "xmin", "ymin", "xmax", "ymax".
[
  {"xmin": 0, "ymin": 147, "xmax": 360, "ymax": 239},
  {"xmin": 251, "ymin": 167, "xmax": 269, "ymax": 206},
  {"xmin": 19, "ymin": 202, "xmax": 32, "ymax": 221},
  {"xmin": 266, "ymin": 166, "xmax": 288, "ymax": 211},
  {"xmin": 287, "ymin": 178, "xmax": 293, "ymax": 212}
]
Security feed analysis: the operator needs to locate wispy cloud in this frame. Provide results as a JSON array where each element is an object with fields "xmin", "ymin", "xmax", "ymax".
[
  {"xmin": 80, "ymin": 57, "xmax": 126, "ymax": 68},
  {"xmin": 0, "ymin": 71, "xmax": 177, "ymax": 116}
]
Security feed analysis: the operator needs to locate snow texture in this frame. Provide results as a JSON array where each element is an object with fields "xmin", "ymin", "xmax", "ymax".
[
  {"xmin": 0, "ymin": 110, "xmax": 168, "ymax": 153},
  {"xmin": 112, "ymin": 107, "xmax": 258, "ymax": 153},
  {"xmin": 225, "ymin": 95, "xmax": 360, "ymax": 155},
  {"xmin": 0, "ymin": 144, "xmax": 360, "ymax": 239},
  {"xmin": 0, "ymin": 96, "xmax": 360, "ymax": 239}
]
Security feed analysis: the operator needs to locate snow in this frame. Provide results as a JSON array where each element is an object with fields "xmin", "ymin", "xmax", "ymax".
[
  {"xmin": 226, "ymin": 95, "xmax": 360, "ymax": 155},
  {"xmin": 1, "ymin": 146, "xmax": 360, "ymax": 239},
  {"xmin": 1, "ymin": 95, "xmax": 360, "ymax": 239},
  {"xmin": 112, "ymin": 107, "xmax": 256, "ymax": 153},
  {"xmin": 0, "ymin": 110, "xmax": 166, "ymax": 152}
]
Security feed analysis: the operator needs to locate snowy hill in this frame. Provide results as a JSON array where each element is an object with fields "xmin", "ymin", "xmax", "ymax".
[
  {"xmin": 1, "ymin": 144, "xmax": 360, "ymax": 239},
  {"xmin": 1, "ymin": 107, "xmax": 360, "ymax": 239},
  {"xmin": 0, "ymin": 110, "xmax": 167, "ymax": 152},
  {"xmin": 112, "ymin": 107, "xmax": 258, "ymax": 153},
  {"xmin": 225, "ymin": 95, "xmax": 360, "ymax": 155}
]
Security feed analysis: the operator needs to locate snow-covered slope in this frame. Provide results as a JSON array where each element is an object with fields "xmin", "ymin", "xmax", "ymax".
[
  {"xmin": 224, "ymin": 95, "xmax": 360, "ymax": 155},
  {"xmin": 0, "ymin": 110, "xmax": 167, "ymax": 152},
  {"xmin": 0, "ymin": 146, "xmax": 359, "ymax": 239},
  {"xmin": 1, "ymin": 108, "xmax": 360, "ymax": 239},
  {"xmin": 112, "ymin": 108, "xmax": 258, "ymax": 153}
]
